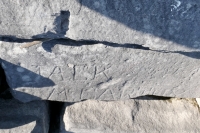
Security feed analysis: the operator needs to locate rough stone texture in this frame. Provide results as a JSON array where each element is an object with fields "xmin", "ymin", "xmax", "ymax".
[
  {"xmin": 1, "ymin": 0, "xmax": 200, "ymax": 132},
  {"xmin": 1, "ymin": 40, "xmax": 200, "ymax": 102},
  {"xmin": 0, "ymin": 0, "xmax": 76, "ymax": 39},
  {"xmin": 61, "ymin": 97, "xmax": 200, "ymax": 133},
  {"xmin": 0, "ymin": 98, "xmax": 49, "ymax": 133},
  {"xmin": 1, "ymin": 0, "xmax": 200, "ymax": 52},
  {"xmin": 66, "ymin": 0, "xmax": 200, "ymax": 51}
]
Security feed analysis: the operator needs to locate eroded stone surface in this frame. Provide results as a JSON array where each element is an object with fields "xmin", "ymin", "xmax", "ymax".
[
  {"xmin": 0, "ymin": 98, "xmax": 49, "ymax": 133},
  {"xmin": 1, "ymin": 40, "xmax": 200, "ymax": 102},
  {"xmin": 61, "ymin": 97, "xmax": 200, "ymax": 133},
  {"xmin": 1, "ymin": 1, "xmax": 200, "ymax": 52},
  {"xmin": 67, "ymin": 0, "xmax": 200, "ymax": 51},
  {"xmin": 0, "ymin": 0, "xmax": 73, "ymax": 39}
]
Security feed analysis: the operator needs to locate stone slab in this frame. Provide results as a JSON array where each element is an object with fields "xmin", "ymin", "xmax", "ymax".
[
  {"xmin": 1, "ymin": 1, "xmax": 200, "ymax": 52},
  {"xmin": 0, "ymin": 0, "xmax": 74, "ymax": 39},
  {"xmin": 60, "ymin": 97, "xmax": 200, "ymax": 133},
  {"xmin": 1, "ymin": 40, "xmax": 200, "ymax": 102},
  {"xmin": 67, "ymin": 0, "xmax": 200, "ymax": 51},
  {"xmin": 0, "ymin": 98, "xmax": 49, "ymax": 133}
]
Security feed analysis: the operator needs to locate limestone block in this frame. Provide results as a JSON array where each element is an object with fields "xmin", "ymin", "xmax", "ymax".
[
  {"xmin": 67, "ymin": 0, "xmax": 200, "ymax": 51},
  {"xmin": 1, "ymin": 40, "xmax": 200, "ymax": 102},
  {"xmin": 60, "ymin": 97, "xmax": 200, "ymax": 133},
  {"xmin": 0, "ymin": 98, "xmax": 49, "ymax": 133},
  {"xmin": 1, "ymin": 0, "xmax": 200, "ymax": 52},
  {"xmin": 0, "ymin": 0, "xmax": 72, "ymax": 39}
]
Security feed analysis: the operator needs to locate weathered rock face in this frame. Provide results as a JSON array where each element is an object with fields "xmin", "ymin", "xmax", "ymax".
[
  {"xmin": 1, "ymin": 0, "xmax": 200, "ymax": 51},
  {"xmin": 61, "ymin": 97, "xmax": 200, "ymax": 133},
  {"xmin": 0, "ymin": 98, "xmax": 49, "ymax": 133},
  {"xmin": 67, "ymin": 0, "xmax": 200, "ymax": 51},
  {"xmin": 1, "ymin": 0, "xmax": 200, "ymax": 103},
  {"xmin": 1, "ymin": 0, "xmax": 200, "ymax": 132},
  {"xmin": 1, "ymin": 40, "xmax": 200, "ymax": 102},
  {"xmin": 0, "ymin": 0, "xmax": 78, "ymax": 39}
]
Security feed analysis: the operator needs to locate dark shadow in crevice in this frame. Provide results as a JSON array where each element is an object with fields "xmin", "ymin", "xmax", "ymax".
[
  {"xmin": 3, "ymin": 33, "xmax": 200, "ymax": 59},
  {"xmin": 0, "ymin": 63, "xmax": 9, "ymax": 94},
  {"xmin": 0, "ymin": 35, "xmax": 38, "ymax": 43},
  {"xmin": 1, "ymin": 34, "xmax": 200, "ymax": 59},
  {"xmin": 48, "ymin": 101, "xmax": 65, "ymax": 133},
  {"xmin": 0, "ymin": 62, "xmax": 13, "ymax": 99},
  {"xmin": 59, "ymin": 102, "xmax": 75, "ymax": 133},
  {"xmin": 41, "ymin": 38, "xmax": 150, "ymax": 53},
  {"xmin": 0, "ymin": 89, "xmax": 13, "ymax": 100},
  {"xmin": 136, "ymin": 95, "xmax": 172, "ymax": 100},
  {"xmin": 41, "ymin": 38, "xmax": 200, "ymax": 60}
]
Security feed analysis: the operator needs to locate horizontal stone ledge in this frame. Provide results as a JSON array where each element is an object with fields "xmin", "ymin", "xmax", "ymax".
[
  {"xmin": 61, "ymin": 96, "xmax": 200, "ymax": 133},
  {"xmin": 1, "ymin": 0, "xmax": 200, "ymax": 51},
  {"xmin": 0, "ymin": 40, "xmax": 200, "ymax": 102}
]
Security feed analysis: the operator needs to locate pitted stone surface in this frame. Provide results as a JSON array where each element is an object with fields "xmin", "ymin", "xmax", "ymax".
[
  {"xmin": 1, "ymin": 1, "xmax": 200, "ymax": 52},
  {"xmin": 0, "ymin": 0, "xmax": 74, "ymax": 39},
  {"xmin": 1, "ymin": 40, "xmax": 200, "ymax": 102},
  {"xmin": 67, "ymin": 0, "xmax": 200, "ymax": 51},
  {"xmin": 61, "ymin": 97, "xmax": 200, "ymax": 133},
  {"xmin": 0, "ymin": 98, "xmax": 49, "ymax": 133}
]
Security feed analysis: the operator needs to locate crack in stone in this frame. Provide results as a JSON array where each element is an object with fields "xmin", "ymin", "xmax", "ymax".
[{"xmin": 1, "ymin": 36, "xmax": 200, "ymax": 60}]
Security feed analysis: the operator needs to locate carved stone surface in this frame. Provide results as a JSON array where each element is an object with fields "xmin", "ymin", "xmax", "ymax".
[
  {"xmin": 1, "ymin": 40, "xmax": 200, "ymax": 102},
  {"xmin": 0, "ymin": 98, "xmax": 49, "ymax": 133},
  {"xmin": 1, "ymin": 1, "xmax": 200, "ymax": 132},
  {"xmin": 61, "ymin": 97, "xmax": 200, "ymax": 133}
]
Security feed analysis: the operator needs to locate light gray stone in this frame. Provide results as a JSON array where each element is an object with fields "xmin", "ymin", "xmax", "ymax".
[
  {"xmin": 1, "ymin": 0, "xmax": 200, "ymax": 52},
  {"xmin": 0, "ymin": 0, "xmax": 72, "ymax": 39},
  {"xmin": 66, "ymin": 0, "xmax": 200, "ymax": 51},
  {"xmin": 0, "ymin": 98, "xmax": 49, "ymax": 133},
  {"xmin": 60, "ymin": 97, "xmax": 200, "ymax": 133},
  {"xmin": 1, "ymin": 40, "xmax": 200, "ymax": 102}
]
